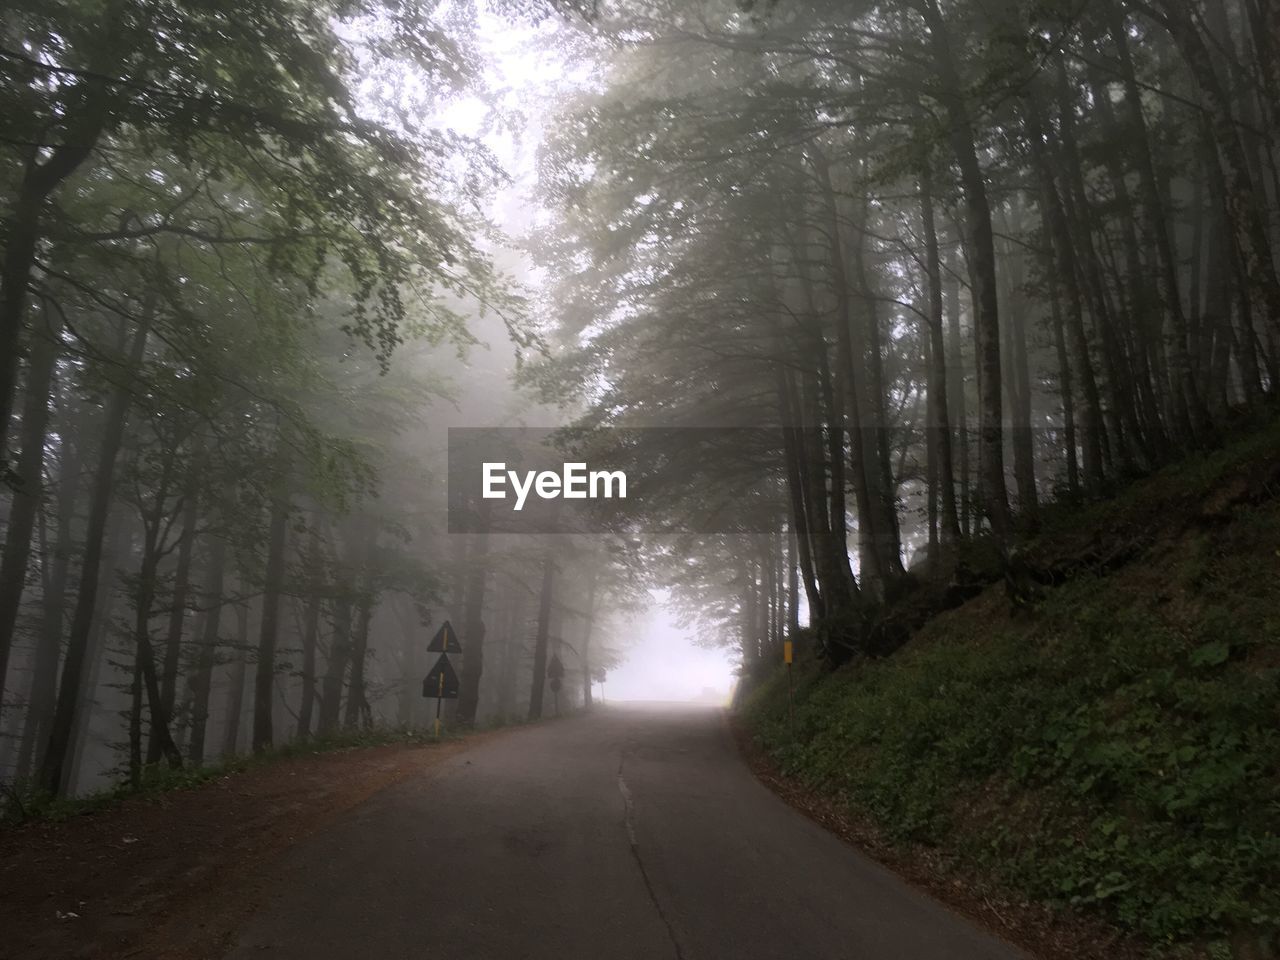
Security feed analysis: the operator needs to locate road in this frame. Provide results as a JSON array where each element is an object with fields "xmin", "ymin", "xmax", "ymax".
[{"xmin": 226, "ymin": 703, "xmax": 1025, "ymax": 960}]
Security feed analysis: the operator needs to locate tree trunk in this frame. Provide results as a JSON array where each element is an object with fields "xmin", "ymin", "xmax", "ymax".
[
  {"xmin": 837, "ymin": 162, "xmax": 905, "ymax": 585},
  {"xmin": 1048, "ymin": 285, "xmax": 1081, "ymax": 500},
  {"xmin": 920, "ymin": 166, "xmax": 961, "ymax": 546},
  {"xmin": 1108, "ymin": 4, "xmax": 1207, "ymax": 440},
  {"xmin": 221, "ymin": 597, "xmax": 252, "ymax": 757},
  {"xmin": 579, "ymin": 565, "xmax": 598, "ymax": 709},
  {"xmin": 15, "ymin": 431, "xmax": 82, "ymax": 779},
  {"xmin": 944, "ymin": 261, "xmax": 972, "ymax": 536},
  {"xmin": 64, "ymin": 513, "xmax": 129, "ymax": 797},
  {"xmin": 777, "ymin": 371, "xmax": 823, "ymax": 623},
  {"xmin": 784, "ymin": 211, "xmax": 861, "ymax": 606},
  {"xmin": 343, "ymin": 543, "xmax": 376, "ymax": 730},
  {"xmin": 1154, "ymin": 0, "xmax": 1280, "ymax": 349},
  {"xmin": 1051, "ymin": 54, "xmax": 1146, "ymax": 472},
  {"xmin": 456, "ymin": 501, "xmax": 492, "ymax": 724},
  {"xmin": 0, "ymin": 312, "xmax": 63, "ymax": 694},
  {"xmin": 319, "ymin": 596, "xmax": 353, "ymax": 734},
  {"xmin": 252, "ymin": 457, "xmax": 290, "ymax": 753},
  {"xmin": 150, "ymin": 469, "xmax": 200, "ymax": 763},
  {"xmin": 187, "ymin": 537, "xmax": 226, "ymax": 768},
  {"xmin": 295, "ymin": 529, "xmax": 322, "ymax": 740},
  {"xmin": 130, "ymin": 538, "xmax": 183, "ymax": 776},
  {"xmin": 0, "ymin": 81, "xmax": 111, "ymax": 461},
  {"xmin": 40, "ymin": 308, "xmax": 150, "ymax": 796},
  {"xmin": 920, "ymin": 0, "xmax": 1011, "ymax": 542},
  {"xmin": 1024, "ymin": 94, "xmax": 1106, "ymax": 494},
  {"xmin": 527, "ymin": 547, "xmax": 556, "ymax": 721}
]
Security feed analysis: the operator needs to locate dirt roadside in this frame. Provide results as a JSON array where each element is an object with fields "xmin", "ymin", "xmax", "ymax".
[{"xmin": 0, "ymin": 734, "xmax": 496, "ymax": 960}]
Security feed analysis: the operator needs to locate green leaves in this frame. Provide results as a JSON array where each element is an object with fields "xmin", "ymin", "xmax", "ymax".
[
  {"xmin": 1190, "ymin": 640, "xmax": 1230, "ymax": 668},
  {"xmin": 742, "ymin": 537, "xmax": 1280, "ymax": 946}
]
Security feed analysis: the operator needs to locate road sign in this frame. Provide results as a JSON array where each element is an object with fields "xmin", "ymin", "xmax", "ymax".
[
  {"xmin": 547, "ymin": 654, "xmax": 565, "ymax": 700},
  {"xmin": 423, "ymin": 654, "xmax": 460, "ymax": 700},
  {"xmin": 547, "ymin": 654, "xmax": 564, "ymax": 680},
  {"xmin": 428, "ymin": 620, "xmax": 462, "ymax": 654}
]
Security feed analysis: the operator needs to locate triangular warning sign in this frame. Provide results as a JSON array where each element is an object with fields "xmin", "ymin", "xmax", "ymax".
[
  {"xmin": 423, "ymin": 654, "xmax": 460, "ymax": 699},
  {"xmin": 428, "ymin": 620, "xmax": 462, "ymax": 653}
]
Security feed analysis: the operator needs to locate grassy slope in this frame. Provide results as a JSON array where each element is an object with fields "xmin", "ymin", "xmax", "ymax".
[{"xmin": 741, "ymin": 420, "xmax": 1280, "ymax": 958}]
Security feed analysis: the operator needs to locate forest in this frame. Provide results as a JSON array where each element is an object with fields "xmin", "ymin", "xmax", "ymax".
[{"xmin": 1, "ymin": 0, "xmax": 1279, "ymax": 956}]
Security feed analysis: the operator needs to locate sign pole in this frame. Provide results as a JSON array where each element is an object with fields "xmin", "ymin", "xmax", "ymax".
[
  {"xmin": 424, "ymin": 621, "xmax": 461, "ymax": 738},
  {"xmin": 435, "ymin": 672, "xmax": 444, "ymax": 738}
]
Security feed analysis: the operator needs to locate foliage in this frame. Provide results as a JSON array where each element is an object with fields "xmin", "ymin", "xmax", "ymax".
[{"xmin": 742, "ymin": 430, "xmax": 1280, "ymax": 952}]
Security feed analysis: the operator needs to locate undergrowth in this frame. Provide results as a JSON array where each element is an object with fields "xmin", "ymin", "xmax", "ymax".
[{"xmin": 742, "ymin": 428, "xmax": 1280, "ymax": 958}]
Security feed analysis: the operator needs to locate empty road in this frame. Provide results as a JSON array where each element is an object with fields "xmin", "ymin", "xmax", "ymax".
[{"xmin": 227, "ymin": 704, "xmax": 1024, "ymax": 959}]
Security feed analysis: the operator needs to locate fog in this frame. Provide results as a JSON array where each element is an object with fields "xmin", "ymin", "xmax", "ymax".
[
  {"xmin": 600, "ymin": 591, "xmax": 735, "ymax": 704},
  {"xmin": 3, "ymin": 0, "xmax": 1275, "ymax": 823}
]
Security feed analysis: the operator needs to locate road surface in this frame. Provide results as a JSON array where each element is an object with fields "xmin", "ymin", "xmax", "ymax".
[{"xmin": 227, "ymin": 704, "xmax": 1024, "ymax": 960}]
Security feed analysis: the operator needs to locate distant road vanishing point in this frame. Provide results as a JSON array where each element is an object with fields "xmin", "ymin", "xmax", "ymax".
[{"xmin": 227, "ymin": 703, "xmax": 1026, "ymax": 960}]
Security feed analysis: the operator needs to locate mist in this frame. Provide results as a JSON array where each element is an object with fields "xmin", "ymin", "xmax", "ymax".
[{"xmin": 2, "ymin": 1, "xmax": 1279, "ymax": 957}]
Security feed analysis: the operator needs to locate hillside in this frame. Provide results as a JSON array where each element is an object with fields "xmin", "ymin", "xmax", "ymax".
[{"xmin": 740, "ymin": 418, "xmax": 1280, "ymax": 960}]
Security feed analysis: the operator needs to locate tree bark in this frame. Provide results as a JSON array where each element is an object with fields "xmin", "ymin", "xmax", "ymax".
[
  {"xmin": 295, "ymin": 528, "xmax": 322, "ymax": 740},
  {"xmin": 1024, "ymin": 95, "xmax": 1106, "ymax": 494},
  {"xmin": 15, "ymin": 430, "xmax": 81, "ymax": 779},
  {"xmin": 155, "ymin": 462, "xmax": 201, "ymax": 753},
  {"xmin": 0, "ymin": 312, "xmax": 63, "ymax": 695},
  {"xmin": 920, "ymin": 166, "xmax": 961, "ymax": 546},
  {"xmin": 919, "ymin": 0, "xmax": 1012, "ymax": 542},
  {"xmin": 187, "ymin": 537, "xmax": 226, "ymax": 768},
  {"xmin": 1108, "ymin": 4, "xmax": 1207, "ymax": 440},
  {"xmin": 221, "ymin": 596, "xmax": 252, "ymax": 757},
  {"xmin": 527, "ymin": 547, "xmax": 556, "ymax": 721},
  {"xmin": 579, "ymin": 563, "xmax": 599, "ymax": 709},
  {"xmin": 0, "ymin": 83, "xmax": 112, "ymax": 462},
  {"xmin": 456, "ymin": 501, "xmax": 492, "ymax": 725},
  {"xmin": 318, "ymin": 595, "xmax": 352, "ymax": 735},
  {"xmin": 944, "ymin": 261, "xmax": 972, "ymax": 536},
  {"xmin": 40, "ymin": 307, "xmax": 150, "ymax": 796},
  {"xmin": 343, "ymin": 581, "xmax": 374, "ymax": 729},
  {"xmin": 252, "ymin": 454, "xmax": 290, "ymax": 753}
]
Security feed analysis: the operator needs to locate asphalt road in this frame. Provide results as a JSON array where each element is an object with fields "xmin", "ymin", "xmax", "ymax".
[{"xmin": 226, "ymin": 703, "xmax": 1025, "ymax": 960}]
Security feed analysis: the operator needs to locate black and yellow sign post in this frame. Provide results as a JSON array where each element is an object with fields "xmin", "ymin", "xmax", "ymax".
[
  {"xmin": 424, "ymin": 620, "xmax": 462, "ymax": 738},
  {"xmin": 783, "ymin": 639, "xmax": 795, "ymax": 739}
]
